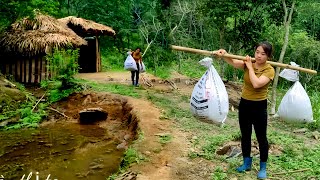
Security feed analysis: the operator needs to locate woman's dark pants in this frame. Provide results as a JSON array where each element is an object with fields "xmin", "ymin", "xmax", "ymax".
[
  {"xmin": 239, "ymin": 98, "xmax": 269, "ymax": 162},
  {"xmin": 131, "ymin": 63, "xmax": 140, "ymax": 85}
]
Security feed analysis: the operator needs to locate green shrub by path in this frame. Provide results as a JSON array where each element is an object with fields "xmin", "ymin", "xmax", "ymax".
[
  {"xmin": 107, "ymin": 134, "xmax": 146, "ymax": 180},
  {"xmin": 101, "ymin": 49, "xmax": 127, "ymax": 71},
  {"xmin": 120, "ymin": 148, "xmax": 145, "ymax": 169},
  {"xmin": 2, "ymin": 92, "xmax": 48, "ymax": 130},
  {"xmin": 2, "ymin": 49, "xmax": 83, "ymax": 130}
]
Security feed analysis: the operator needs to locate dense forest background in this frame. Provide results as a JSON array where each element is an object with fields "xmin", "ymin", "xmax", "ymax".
[{"xmin": 0, "ymin": 0, "xmax": 319, "ymax": 89}]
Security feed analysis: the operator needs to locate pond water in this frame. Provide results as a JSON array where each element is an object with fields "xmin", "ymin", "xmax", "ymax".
[{"xmin": 0, "ymin": 122, "xmax": 124, "ymax": 180}]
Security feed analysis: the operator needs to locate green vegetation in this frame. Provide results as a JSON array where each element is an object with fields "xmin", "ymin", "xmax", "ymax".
[
  {"xmin": 120, "ymin": 148, "xmax": 145, "ymax": 169},
  {"xmin": 0, "ymin": 49, "xmax": 82, "ymax": 130},
  {"xmin": 107, "ymin": 134, "xmax": 146, "ymax": 180},
  {"xmin": 0, "ymin": 90, "xmax": 47, "ymax": 130},
  {"xmin": 141, "ymin": 83, "xmax": 320, "ymax": 179},
  {"xmin": 158, "ymin": 134, "xmax": 173, "ymax": 145},
  {"xmin": 75, "ymin": 79, "xmax": 141, "ymax": 98}
]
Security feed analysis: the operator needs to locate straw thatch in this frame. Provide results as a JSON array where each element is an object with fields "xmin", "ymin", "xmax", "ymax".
[
  {"xmin": 11, "ymin": 13, "xmax": 85, "ymax": 38},
  {"xmin": 0, "ymin": 12, "xmax": 87, "ymax": 57},
  {"xmin": 0, "ymin": 30, "xmax": 87, "ymax": 56},
  {"xmin": 58, "ymin": 16, "xmax": 116, "ymax": 36}
]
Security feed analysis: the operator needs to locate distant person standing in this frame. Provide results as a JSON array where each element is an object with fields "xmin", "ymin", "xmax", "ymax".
[{"xmin": 129, "ymin": 47, "xmax": 142, "ymax": 86}]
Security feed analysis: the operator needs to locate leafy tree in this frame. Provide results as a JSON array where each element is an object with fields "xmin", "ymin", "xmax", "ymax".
[
  {"xmin": 199, "ymin": 0, "xmax": 284, "ymax": 53},
  {"xmin": 0, "ymin": 0, "xmax": 60, "ymax": 32},
  {"xmin": 294, "ymin": 1, "xmax": 320, "ymax": 40},
  {"xmin": 270, "ymin": 0, "xmax": 295, "ymax": 115}
]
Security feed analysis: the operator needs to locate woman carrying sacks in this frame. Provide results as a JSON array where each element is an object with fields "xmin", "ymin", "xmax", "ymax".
[
  {"xmin": 216, "ymin": 41, "xmax": 275, "ymax": 179},
  {"xmin": 129, "ymin": 47, "xmax": 142, "ymax": 86}
]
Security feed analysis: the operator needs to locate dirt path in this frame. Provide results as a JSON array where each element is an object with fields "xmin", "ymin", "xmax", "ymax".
[{"xmin": 126, "ymin": 97, "xmax": 190, "ymax": 180}]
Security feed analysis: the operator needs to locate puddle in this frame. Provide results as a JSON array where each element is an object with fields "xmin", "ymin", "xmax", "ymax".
[
  {"xmin": 0, "ymin": 92, "xmax": 139, "ymax": 180},
  {"xmin": 0, "ymin": 123, "xmax": 121, "ymax": 179}
]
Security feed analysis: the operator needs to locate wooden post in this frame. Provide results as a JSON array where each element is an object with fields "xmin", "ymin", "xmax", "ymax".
[{"xmin": 96, "ymin": 36, "xmax": 99, "ymax": 72}]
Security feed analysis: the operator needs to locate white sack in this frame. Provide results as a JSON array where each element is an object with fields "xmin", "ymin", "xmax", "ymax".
[
  {"xmin": 124, "ymin": 55, "xmax": 137, "ymax": 71},
  {"xmin": 277, "ymin": 81, "xmax": 313, "ymax": 123},
  {"xmin": 190, "ymin": 57, "xmax": 229, "ymax": 124},
  {"xmin": 140, "ymin": 62, "xmax": 146, "ymax": 73},
  {"xmin": 279, "ymin": 62, "xmax": 299, "ymax": 82}
]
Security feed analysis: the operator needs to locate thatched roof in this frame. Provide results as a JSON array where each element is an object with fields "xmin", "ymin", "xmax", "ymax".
[
  {"xmin": 58, "ymin": 16, "xmax": 116, "ymax": 36},
  {"xmin": 0, "ymin": 30, "xmax": 87, "ymax": 56},
  {"xmin": 0, "ymin": 12, "xmax": 116, "ymax": 57},
  {"xmin": 0, "ymin": 13, "xmax": 89, "ymax": 57}
]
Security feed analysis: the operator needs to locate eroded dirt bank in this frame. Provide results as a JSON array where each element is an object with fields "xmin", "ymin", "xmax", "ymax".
[{"xmin": 0, "ymin": 92, "xmax": 139, "ymax": 180}]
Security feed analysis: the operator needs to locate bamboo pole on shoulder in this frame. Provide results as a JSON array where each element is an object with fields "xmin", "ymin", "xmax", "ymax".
[{"xmin": 171, "ymin": 45, "xmax": 317, "ymax": 75}]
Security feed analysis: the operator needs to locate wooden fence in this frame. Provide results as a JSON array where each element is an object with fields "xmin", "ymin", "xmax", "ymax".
[{"xmin": 0, "ymin": 57, "xmax": 51, "ymax": 84}]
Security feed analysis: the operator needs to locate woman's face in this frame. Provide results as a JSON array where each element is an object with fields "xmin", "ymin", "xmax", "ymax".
[
  {"xmin": 135, "ymin": 48, "xmax": 141, "ymax": 53},
  {"xmin": 254, "ymin": 46, "xmax": 268, "ymax": 64}
]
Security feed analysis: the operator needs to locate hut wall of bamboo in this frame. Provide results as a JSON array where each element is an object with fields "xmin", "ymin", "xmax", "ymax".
[{"xmin": 0, "ymin": 57, "xmax": 51, "ymax": 84}]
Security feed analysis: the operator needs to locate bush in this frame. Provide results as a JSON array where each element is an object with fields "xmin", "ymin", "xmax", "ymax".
[{"xmin": 43, "ymin": 48, "xmax": 82, "ymax": 102}]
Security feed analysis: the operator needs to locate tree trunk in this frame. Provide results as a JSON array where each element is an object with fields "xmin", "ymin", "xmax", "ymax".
[{"xmin": 270, "ymin": 0, "xmax": 295, "ymax": 115}]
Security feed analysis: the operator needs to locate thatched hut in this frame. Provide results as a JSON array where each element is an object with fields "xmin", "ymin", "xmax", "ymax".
[
  {"xmin": 58, "ymin": 16, "xmax": 115, "ymax": 73},
  {"xmin": 0, "ymin": 12, "xmax": 115, "ymax": 84}
]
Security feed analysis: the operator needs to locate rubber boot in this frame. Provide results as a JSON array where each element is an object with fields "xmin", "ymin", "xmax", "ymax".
[
  {"xmin": 236, "ymin": 157, "xmax": 252, "ymax": 172},
  {"xmin": 257, "ymin": 162, "xmax": 267, "ymax": 179}
]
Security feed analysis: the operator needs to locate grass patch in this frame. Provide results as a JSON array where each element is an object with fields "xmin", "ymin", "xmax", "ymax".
[
  {"xmin": 76, "ymin": 79, "xmax": 141, "ymax": 98},
  {"xmin": 151, "ymin": 65, "xmax": 172, "ymax": 79},
  {"xmin": 211, "ymin": 166, "xmax": 228, "ymax": 180},
  {"xmin": 146, "ymin": 92, "xmax": 214, "ymax": 131},
  {"xmin": 158, "ymin": 134, "xmax": 173, "ymax": 145},
  {"xmin": 308, "ymin": 89, "xmax": 320, "ymax": 130},
  {"xmin": 141, "ymin": 82, "xmax": 320, "ymax": 179},
  {"xmin": 268, "ymin": 145, "xmax": 320, "ymax": 179}
]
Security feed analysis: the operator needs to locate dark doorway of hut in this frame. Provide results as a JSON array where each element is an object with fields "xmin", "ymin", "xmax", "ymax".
[{"xmin": 78, "ymin": 36, "xmax": 101, "ymax": 73}]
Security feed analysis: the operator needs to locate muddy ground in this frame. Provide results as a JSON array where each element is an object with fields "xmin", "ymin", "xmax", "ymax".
[
  {"xmin": 75, "ymin": 71, "xmax": 245, "ymax": 180},
  {"xmin": 0, "ymin": 90, "xmax": 141, "ymax": 180}
]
